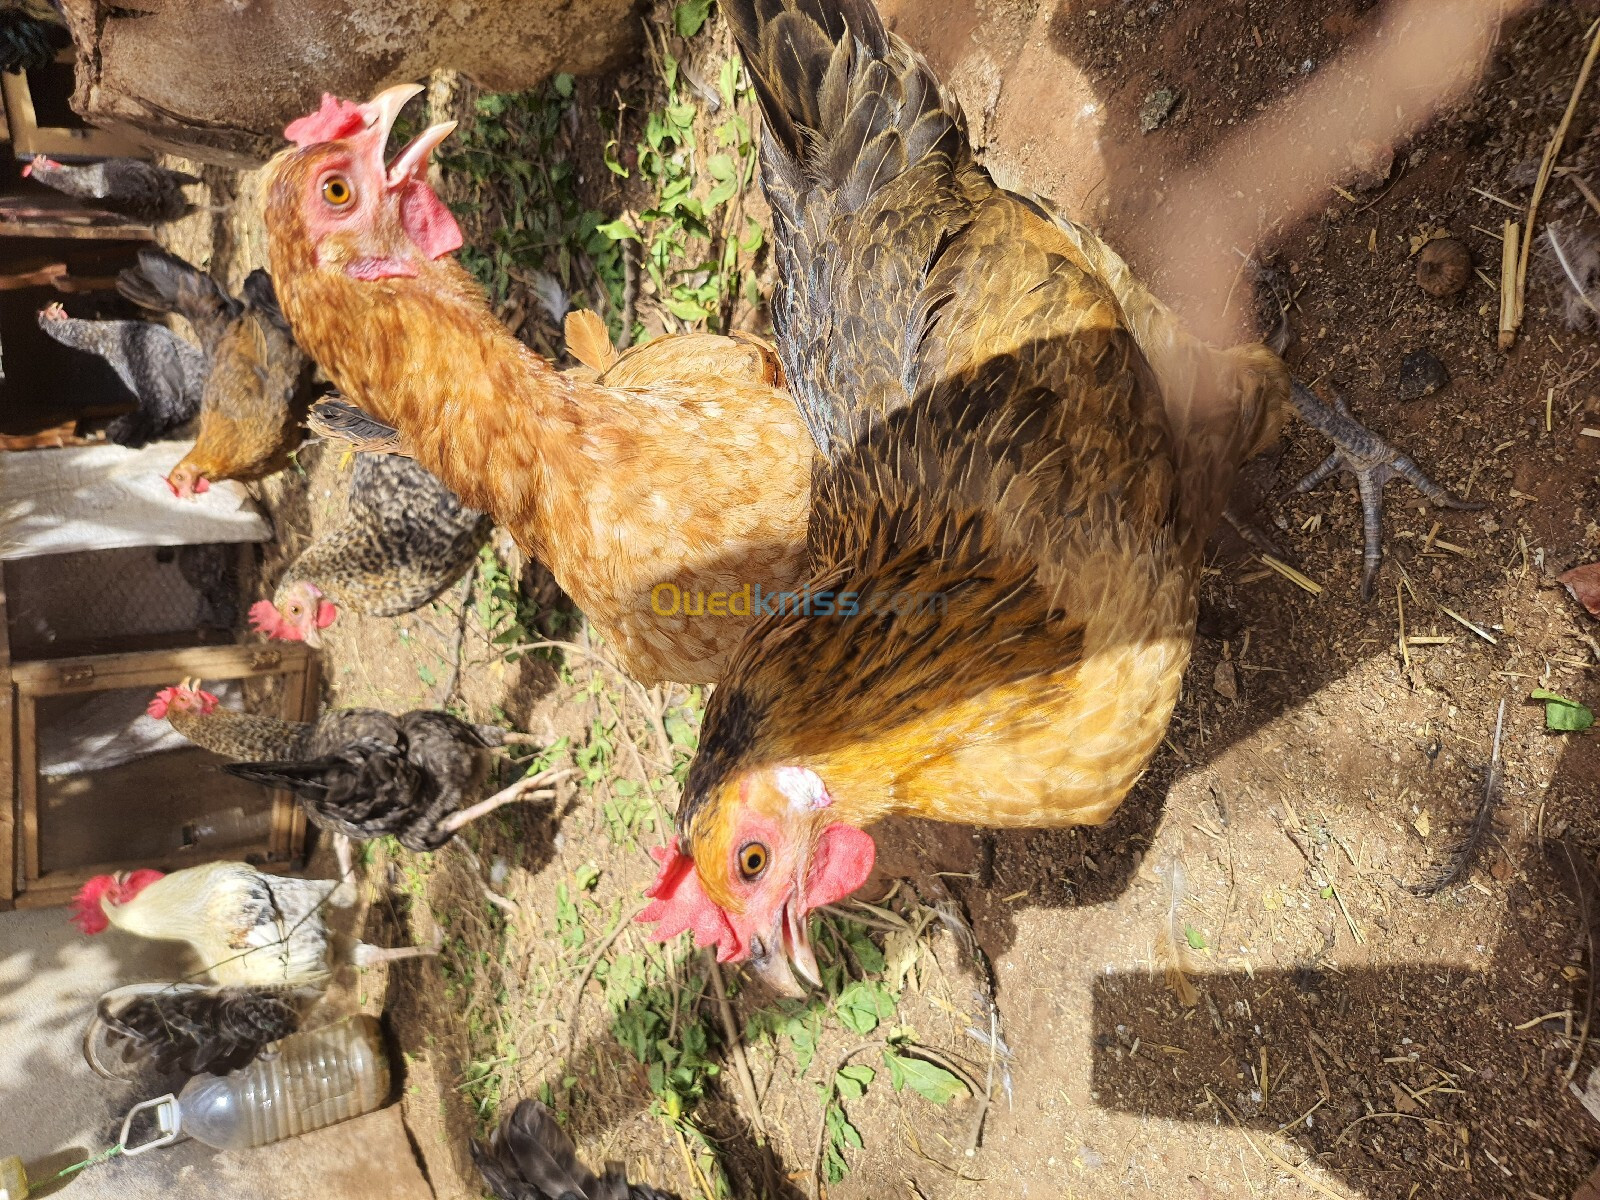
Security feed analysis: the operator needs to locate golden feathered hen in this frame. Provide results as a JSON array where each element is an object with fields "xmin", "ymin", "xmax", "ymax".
[
  {"xmin": 259, "ymin": 93, "xmax": 808, "ymax": 686},
  {"xmin": 640, "ymin": 0, "xmax": 1476, "ymax": 993}
]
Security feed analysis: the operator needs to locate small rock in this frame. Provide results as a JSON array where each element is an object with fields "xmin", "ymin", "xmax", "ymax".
[
  {"xmin": 1398, "ymin": 350, "xmax": 1450, "ymax": 401},
  {"xmin": 1347, "ymin": 138, "xmax": 1395, "ymax": 191},
  {"xmin": 1416, "ymin": 237, "xmax": 1473, "ymax": 297},
  {"xmin": 1213, "ymin": 659, "xmax": 1239, "ymax": 700},
  {"xmin": 1140, "ymin": 88, "xmax": 1179, "ymax": 132}
]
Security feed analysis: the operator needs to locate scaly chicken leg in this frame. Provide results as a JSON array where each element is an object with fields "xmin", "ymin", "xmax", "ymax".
[
  {"xmin": 431, "ymin": 766, "xmax": 576, "ymax": 837},
  {"xmin": 1288, "ymin": 380, "xmax": 1484, "ymax": 598}
]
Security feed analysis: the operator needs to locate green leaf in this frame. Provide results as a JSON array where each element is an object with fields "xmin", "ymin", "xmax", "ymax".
[
  {"xmin": 663, "ymin": 294, "xmax": 712, "ymax": 322},
  {"xmin": 884, "ymin": 1052, "xmax": 967, "ymax": 1104},
  {"xmin": 417, "ymin": 664, "xmax": 436, "ymax": 686},
  {"xmin": 835, "ymin": 980, "xmax": 895, "ymax": 1035},
  {"xmin": 673, "ymin": 0, "xmax": 713, "ymax": 38},
  {"xmin": 1532, "ymin": 689, "xmax": 1595, "ymax": 732},
  {"xmin": 835, "ymin": 1063, "xmax": 875, "ymax": 1100},
  {"xmin": 1183, "ymin": 924, "xmax": 1206, "ymax": 950},
  {"xmin": 595, "ymin": 218, "xmax": 639, "ymax": 243},
  {"xmin": 552, "ymin": 73, "xmax": 575, "ymax": 99},
  {"xmin": 574, "ymin": 863, "xmax": 600, "ymax": 891}
]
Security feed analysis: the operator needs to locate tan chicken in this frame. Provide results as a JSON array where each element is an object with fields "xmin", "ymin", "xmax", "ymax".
[
  {"xmin": 640, "ymin": 0, "xmax": 1479, "ymax": 993},
  {"xmin": 259, "ymin": 92, "xmax": 809, "ymax": 685},
  {"xmin": 118, "ymin": 248, "xmax": 316, "ymax": 498}
]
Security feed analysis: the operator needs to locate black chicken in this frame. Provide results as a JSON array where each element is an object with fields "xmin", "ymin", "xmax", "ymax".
[
  {"xmin": 35, "ymin": 301, "xmax": 204, "ymax": 446},
  {"xmin": 148, "ymin": 682, "xmax": 563, "ymax": 875},
  {"xmin": 22, "ymin": 155, "xmax": 201, "ymax": 224},
  {"xmin": 473, "ymin": 1100, "xmax": 676, "ymax": 1200}
]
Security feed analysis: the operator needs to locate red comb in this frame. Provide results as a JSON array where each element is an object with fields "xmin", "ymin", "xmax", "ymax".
[
  {"xmin": 637, "ymin": 839, "xmax": 743, "ymax": 962},
  {"xmin": 146, "ymin": 686, "xmax": 179, "ymax": 719},
  {"xmin": 249, "ymin": 599, "xmax": 295, "ymax": 641},
  {"xmin": 70, "ymin": 874, "xmax": 116, "ymax": 934},
  {"xmin": 284, "ymin": 94, "xmax": 368, "ymax": 147}
]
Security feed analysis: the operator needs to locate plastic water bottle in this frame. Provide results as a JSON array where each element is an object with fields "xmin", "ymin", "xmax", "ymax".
[{"xmin": 121, "ymin": 1015, "xmax": 391, "ymax": 1154}]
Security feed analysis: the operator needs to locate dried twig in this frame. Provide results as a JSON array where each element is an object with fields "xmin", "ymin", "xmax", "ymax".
[
  {"xmin": 1509, "ymin": 17, "xmax": 1600, "ymax": 346},
  {"xmin": 1409, "ymin": 699, "xmax": 1506, "ymax": 896},
  {"xmin": 707, "ymin": 956, "xmax": 768, "ymax": 1141},
  {"xmin": 1548, "ymin": 838, "xmax": 1600, "ymax": 1083},
  {"xmin": 1500, "ymin": 219, "xmax": 1522, "ymax": 350},
  {"xmin": 563, "ymin": 900, "xmax": 649, "ymax": 1059}
]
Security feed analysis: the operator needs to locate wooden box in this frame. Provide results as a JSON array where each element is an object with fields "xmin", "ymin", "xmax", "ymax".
[{"xmin": 2, "ymin": 630, "xmax": 318, "ymax": 911}]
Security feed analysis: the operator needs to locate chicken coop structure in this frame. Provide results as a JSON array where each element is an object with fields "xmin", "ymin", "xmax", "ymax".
[{"xmin": 0, "ymin": 445, "xmax": 314, "ymax": 910}]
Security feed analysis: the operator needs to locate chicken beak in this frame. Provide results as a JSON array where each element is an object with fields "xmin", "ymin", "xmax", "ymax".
[
  {"xmin": 359, "ymin": 83, "xmax": 425, "ymax": 147},
  {"xmin": 746, "ymin": 893, "xmax": 821, "ymax": 998},
  {"xmin": 301, "ymin": 623, "xmax": 323, "ymax": 649},
  {"xmin": 387, "ymin": 121, "xmax": 457, "ymax": 189}
]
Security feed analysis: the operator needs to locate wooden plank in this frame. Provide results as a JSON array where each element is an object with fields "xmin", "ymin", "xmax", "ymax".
[
  {"xmin": 0, "ymin": 220, "xmax": 153, "ymax": 241},
  {"xmin": 18, "ymin": 850, "xmax": 297, "ymax": 911},
  {"xmin": 269, "ymin": 653, "xmax": 320, "ymax": 862},
  {"xmin": 1, "ymin": 59, "xmax": 144, "ymax": 161},
  {"xmin": 16, "ymin": 692, "xmax": 37, "ymax": 883},
  {"xmin": 11, "ymin": 643, "xmax": 314, "ymax": 696},
  {"xmin": 0, "ymin": 563, "xmax": 14, "ymax": 905}
]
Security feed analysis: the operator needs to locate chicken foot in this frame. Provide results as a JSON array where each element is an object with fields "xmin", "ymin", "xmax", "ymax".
[
  {"xmin": 1288, "ymin": 380, "xmax": 1484, "ymax": 599},
  {"xmin": 351, "ymin": 939, "xmax": 440, "ymax": 967},
  {"xmin": 433, "ymin": 766, "xmax": 578, "ymax": 837}
]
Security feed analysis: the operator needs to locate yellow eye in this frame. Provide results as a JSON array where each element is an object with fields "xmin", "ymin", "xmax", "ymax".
[
  {"xmin": 738, "ymin": 842, "xmax": 768, "ymax": 881},
  {"xmin": 321, "ymin": 176, "xmax": 353, "ymax": 207}
]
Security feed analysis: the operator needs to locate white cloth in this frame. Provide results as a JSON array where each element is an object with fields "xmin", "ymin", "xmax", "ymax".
[{"xmin": 0, "ymin": 442, "xmax": 270, "ymax": 560}]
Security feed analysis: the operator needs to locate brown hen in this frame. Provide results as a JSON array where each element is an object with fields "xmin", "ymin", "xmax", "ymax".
[
  {"xmin": 640, "ymin": 0, "xmax": 1477, "ymax": 993},
  {"xmin": 119, "ymin": 248, "xmax": 315, "ymax": 497},
  {"xmin": 259, "ymin": 92, "xmax": 808, "ymax": 686}
]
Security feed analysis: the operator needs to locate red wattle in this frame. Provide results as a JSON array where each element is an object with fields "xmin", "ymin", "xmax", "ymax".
[{"xmin": 399, "ymin": 181, "xmax": 463, "ymax": 260}]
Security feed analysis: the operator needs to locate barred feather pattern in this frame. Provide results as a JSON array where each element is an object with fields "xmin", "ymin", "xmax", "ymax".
[{"xmin": 279, "ymin": 453, "xmax": 491, "ymax": 620}]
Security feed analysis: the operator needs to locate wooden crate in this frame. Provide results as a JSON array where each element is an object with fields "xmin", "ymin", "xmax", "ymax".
[
  {"xmin": 2, "ymin": 50, "xmax": 142, "ymax": 161},
  {"xmin": 3, "ymin": 640, "xmax": 317, "ymax": 910}
]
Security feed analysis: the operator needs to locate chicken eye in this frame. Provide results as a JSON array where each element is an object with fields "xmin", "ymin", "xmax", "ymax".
[
  {"xmin": 738, "ymin": 842, "xmax": 768, "ymax": 881},
  {"xmin": 286, "ymin": 604, "xmax": 302, "ymax": 616},
  {"xmin": 321, "ymin": 176, "xmax": 353, "ymax": 207}
]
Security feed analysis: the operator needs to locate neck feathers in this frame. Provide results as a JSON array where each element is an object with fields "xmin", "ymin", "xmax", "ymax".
[
  {"xmin": 276, "ymin": 261, "xmax": 570, "ymax": 551},
  {"xmin": 171, "ymin": 708, "xmax": 309, "ymax": 761}
]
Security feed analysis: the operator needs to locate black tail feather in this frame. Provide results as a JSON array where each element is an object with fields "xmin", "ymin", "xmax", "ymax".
[
  {"xmin": 472, "ymin": 1100, "xmax": 675, "ymax": 1200},
  {"xmin": 116, "ymin": 247, "xmax": 241, "ymax": 350},
  {"xmin": 88, "ymin": 984, "xmax": 303, "ymax": 1079},
  {"xmin": 308, "ymin": 396, "xmax": 410, "ymax": 456},
  {"xmin": 241, "ymin": 269, "xmax": 293, "ymax": 336}
]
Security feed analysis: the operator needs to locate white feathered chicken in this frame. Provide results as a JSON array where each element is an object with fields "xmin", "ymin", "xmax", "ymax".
[{"xmin": 71, "ymin": 861, "xmax": 432, "ymax": 1076}]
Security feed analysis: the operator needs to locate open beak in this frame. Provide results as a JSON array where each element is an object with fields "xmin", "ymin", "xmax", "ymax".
[
  {"xmin": 387, "ymin": 121, "xmax": 457, "ymax": 187},
  {"xmin": 746, "ymin": 891, "xmax": 821, "ymax": 998},
  {"xmin": 359, "ymin": 83, "xmax": 424, "ymax": 146}
]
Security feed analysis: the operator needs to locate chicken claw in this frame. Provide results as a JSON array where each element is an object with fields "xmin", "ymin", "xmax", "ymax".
[{"xmin": 1289, "ymin": 380, "xmax": 1484, "ymax": 599}]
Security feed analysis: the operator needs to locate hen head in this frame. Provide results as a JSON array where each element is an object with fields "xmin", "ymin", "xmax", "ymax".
[
  {"xmin": 638, "ymin": 766, "xmax": 875, "ymax": 996},
  {"xmin": 251, "ymin": 582, "xmax": 338, "ymax": 646},
  {"xmin": 147, "ymin": 680, "xmax": 220, "ymax": 721},
  {"xmin": 71, "ymin": 869, "xmax": 165, "ymax": 934},
  {"xmin": 267, "ymin": 86, "xmax": 461, "ymax": 282},
  {"xmin": 165, "ymin": 460, "xmax": 211, "ymax": 499},
  {"xmin": 20, "ymin": 156, "xmax": 60, "ymax": 179}
]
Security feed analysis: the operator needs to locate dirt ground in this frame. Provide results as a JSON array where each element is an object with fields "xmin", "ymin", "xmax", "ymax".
[{"xmin": 183, "ymin": 1, "xmax": 1600, "ymax": 1198}]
